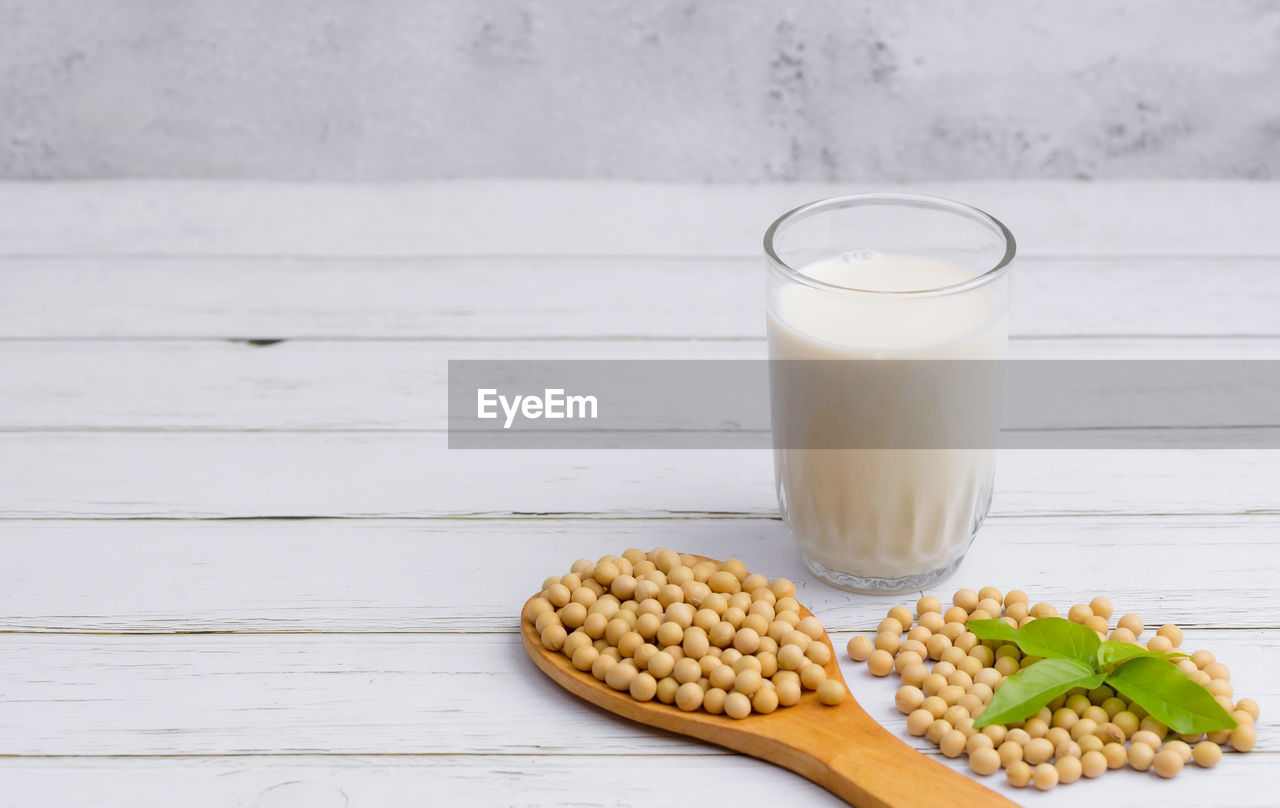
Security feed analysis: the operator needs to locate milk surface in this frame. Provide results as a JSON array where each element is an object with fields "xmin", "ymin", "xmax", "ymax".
[{"xmin": 767, "ymin": 252, "xmax": 1006, "ymax": 587}]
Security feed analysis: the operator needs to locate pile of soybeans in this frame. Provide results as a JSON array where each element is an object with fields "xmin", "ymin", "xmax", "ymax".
[
  {"xmin": 524, "ymin": 549, "xmax": 848, "ymax": 717},
  {"xmin": 847, "ymin": 587, "xmax": 1260, "ymax": 790}
]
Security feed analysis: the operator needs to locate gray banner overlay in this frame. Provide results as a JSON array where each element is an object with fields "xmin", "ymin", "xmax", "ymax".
[{"xmin": 448, "ymin": 361, "xmax": 1280, "ymax": 449}]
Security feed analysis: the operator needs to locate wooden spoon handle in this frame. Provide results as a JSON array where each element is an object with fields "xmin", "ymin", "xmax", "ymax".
[
  {"xmin": 723, "ymin": 702, "xmax": 1022, "ymax": 808},
  {"xmin": 797, "ymin": 713, "xmax": 1020, "ymax": 807}
]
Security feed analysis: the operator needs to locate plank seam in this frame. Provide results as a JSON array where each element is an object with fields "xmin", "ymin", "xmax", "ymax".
[
  {"xmin": 3, "ymin": 252, "xmax": 1280, "ymax": 262},
  {"xmin": 2, "ymin": 511, "xmax": 1278, "ymax": 522},
  {"xmin": 2, "ymin": 334, "xmax": 1280, "ymax": 343},
  {"xmin": 0, "ymin": 626, "xmax": 1271, "ymax": 636},
  {"xmin": 0, "ymin": 750, "xmax": 1269, "ymax": 759}
]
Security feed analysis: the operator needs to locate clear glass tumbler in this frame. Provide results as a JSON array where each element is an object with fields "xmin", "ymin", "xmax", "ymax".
[{"xmin": 764, "ymin": 193, "xmax": 1015, "ymax": 594}]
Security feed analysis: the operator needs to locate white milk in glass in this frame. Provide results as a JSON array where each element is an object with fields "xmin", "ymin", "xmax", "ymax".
[{"xmin": 767, "ymin": 251, "xmax": 1007, "ymax": 589}]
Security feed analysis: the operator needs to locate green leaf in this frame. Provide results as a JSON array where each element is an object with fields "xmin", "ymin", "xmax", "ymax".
[
  {"xmin": 966, "ymin": 619, "xmax": 1021, "ymax": 645},
  {"xmin": 1018, "ymin": 618, "xmax": 1101, "ymax": 663},
  {"xmin": 1106, "ymin": 656, "xmax": 1238, "ymax": 734},
  {"xmin": 974, "ymin": 658, "xmax": 1106, "ymax": 728},
  {"xmin": 967, "ymin": 617, "xmax": 1100, "ymax": 663},
  {"xmin": 1096, "ymin": 640, "xmax": 1189, "ymax": 673}
]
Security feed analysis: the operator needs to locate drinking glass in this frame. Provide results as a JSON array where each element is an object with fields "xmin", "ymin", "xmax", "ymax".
[{"xmin": 764, "ymin": 194, "xmax": 1015, "ymax": 593}]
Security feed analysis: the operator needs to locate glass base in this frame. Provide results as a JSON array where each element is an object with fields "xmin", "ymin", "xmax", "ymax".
[{"xmin": 801, "ymin": 552, "xmax": 967, "ymax": 595}]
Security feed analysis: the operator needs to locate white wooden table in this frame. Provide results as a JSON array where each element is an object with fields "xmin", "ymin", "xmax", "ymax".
[{"xmin": 0, "ymin": 180, "xmax": 1276, "ymax": 807}]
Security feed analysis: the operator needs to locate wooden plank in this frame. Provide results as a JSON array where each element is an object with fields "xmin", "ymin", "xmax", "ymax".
[
  {"xmin": 0, "ymin": 433, "xmax": 1277, "ymax": 519},
  {"xmin": 0, "ymin": 629, "xmax": 1270, "ymax": 758},
  {"xmin": 0, "ymin": 752, "xmax": 1273, "ymax": 808},
  {"xmin": 2, "ymin": 181, "xmax": 1279, "ymax": 258},
  {"xmin": 2, "ymin": 516, "xmax": 1278, "ymax": 634},
  {"xmin": 5, "ymin": 338, "xmax": 1280, "ymax": 433},
  {"xmin": 0, "ymin": 756, "xmax": 842, "ymax": 808},
  {"xmin": 3, "ymin": 257, "xmax": 1280, "ymax": 339}
]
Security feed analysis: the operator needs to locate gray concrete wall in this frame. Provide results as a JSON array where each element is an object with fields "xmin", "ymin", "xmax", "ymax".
[{"xmin": 2, "ymin": 0, "xmax": 1278, "ymax": 181}]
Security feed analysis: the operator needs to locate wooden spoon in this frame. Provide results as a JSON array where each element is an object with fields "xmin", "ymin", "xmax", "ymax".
[{"xmin": 521, "ymin": 557, "xmax": 1021, "ymax": 808}]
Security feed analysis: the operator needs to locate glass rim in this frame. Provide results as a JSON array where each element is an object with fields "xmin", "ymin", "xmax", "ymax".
[{"xmin": 763, "ymin": 192, "xmax": 1017, "ymax": 297}]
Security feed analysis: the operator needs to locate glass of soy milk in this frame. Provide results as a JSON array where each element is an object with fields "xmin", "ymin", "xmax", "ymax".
[{"xmin": 764, "ymin": 194, "xmax": 1015, "ymax": 594}]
